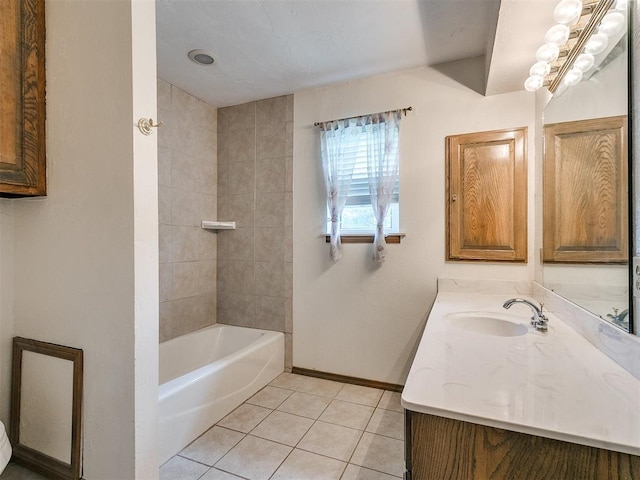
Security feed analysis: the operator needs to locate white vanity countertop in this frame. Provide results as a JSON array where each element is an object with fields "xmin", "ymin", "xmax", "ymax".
[{"xmin": 401, "ymin": 292, "xmax": 640, "ymax": 456}]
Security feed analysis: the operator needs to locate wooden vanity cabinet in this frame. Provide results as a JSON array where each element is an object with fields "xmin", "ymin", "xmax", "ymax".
[{"xmin": 405, "ymin": 411, "xmax": 640, "ymax": 480}]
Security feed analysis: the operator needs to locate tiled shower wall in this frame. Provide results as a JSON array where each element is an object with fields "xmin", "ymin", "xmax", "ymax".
[
  {"xmin": 217, "ymin": 95, "xmax": 293, "ymax": 370},
  {"xmin": 158, "ymin": 78, "xmax": 218, "ymax": 342}
]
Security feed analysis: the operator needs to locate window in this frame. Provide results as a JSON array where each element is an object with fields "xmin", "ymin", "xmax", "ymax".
[{"xmin": 325, "ymin": 129, "xmax": 400, "ymax": 233}]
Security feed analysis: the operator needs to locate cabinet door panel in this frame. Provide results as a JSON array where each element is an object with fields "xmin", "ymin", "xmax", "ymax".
[
  {"xmin": 446, "ymin": 128, "xmax": 527, "ymax": 262},
  {"xmin": 543, "ymin": 116, "xmax": 627, "ymax": 263}
]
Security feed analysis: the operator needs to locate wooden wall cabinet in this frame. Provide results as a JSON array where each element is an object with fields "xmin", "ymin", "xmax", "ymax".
[
  {"xmin": 406, "ymin": 411, "xmax": 640, "ymax": 480},
  {"xmin": 543, "ymin": 116, "xmax": 627, "ymax": 263},
  {"xmin": 0, "ymin": 0, "xmax": 46, "ymax": 197},
  {"xmin": 446, "ymin": 128, "xmax": 527, "ymax": 262}
]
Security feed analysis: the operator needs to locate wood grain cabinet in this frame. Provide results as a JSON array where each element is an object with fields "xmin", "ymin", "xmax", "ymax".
[
  {"xmin": 446, "ymin": 128, "xmax": 527, "ymax": 262},
  {"xmin": 543, "ymin": 116, "xmax": 627, "ymax": 263},
  {"xmin": 406, "ymin": 411, "xmax": 640, "ymax": 480},
  {"xmin": 0, "ymin": 0, "xmax": 46, "ymax": 197}
]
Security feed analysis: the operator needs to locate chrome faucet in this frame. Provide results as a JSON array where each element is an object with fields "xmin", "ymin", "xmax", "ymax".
[
  {"xmin": 503, "ymin": 298, "xmax": 548, "ymax": 332},
  {"xmin": 606, "ymin": 308, "xmax": 629, "ymax": 325}
]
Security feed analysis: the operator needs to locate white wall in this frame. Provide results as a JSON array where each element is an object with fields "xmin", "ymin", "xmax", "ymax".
[
  {"xmin": 10, "ymin": 1, "xmax": 158, "ymax": 478},
  {"xmin": 294, "ymin": 67, "xmax": 536, "ymax": 384},
  {"xmin": 0, "ymin": 199, "xmax": 14, "ymax": 427}
]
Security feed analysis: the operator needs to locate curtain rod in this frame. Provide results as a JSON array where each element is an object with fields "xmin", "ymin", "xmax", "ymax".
[{"xmin": 313, "ymin": 106, "xmax": 412, "ymax": 127}]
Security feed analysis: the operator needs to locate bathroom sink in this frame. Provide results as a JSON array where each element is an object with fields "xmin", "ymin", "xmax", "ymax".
[{"xmin": 444, "ymin": 312, "xmax": 528, "ymax": 337}]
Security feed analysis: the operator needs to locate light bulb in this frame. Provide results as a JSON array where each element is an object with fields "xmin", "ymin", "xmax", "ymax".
[
  {"xmin": 615, "ymin": 0, "xmax": 628, "ymax": 11},
  {"xmin": 573, "ymin": 53, "xmax": 595, "ymax": 72},
  {"xmin": 524, "ymin": 75, "xmax": 544, "ymax": 92},
  {"xmin": 598, "ymin": 12, "xmax": 625, "ymax": 36},
  {"xmin": 545, "ymin": 24, "xmax": 571, "ymax": 46},
  {"xmin": 536, "ymin": 43, "xmax": 560, "ymax": 63},
  {"xmin": 584, "ymin": 33, "xmax": 609, "ymax": 55},
  {"xmin": 529, "ymin": 62, "xmax": 551, "ymax": 77},
  {"xmin": 563, "ymin": 68, "xmax": 583, "ymax": 86},
  {"xmin": 554, "ymin": 0, "xmax": 583, "ymax": 24}
]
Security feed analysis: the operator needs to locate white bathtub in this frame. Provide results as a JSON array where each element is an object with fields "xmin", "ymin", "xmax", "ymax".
[{"xmin": 159, "ymin": 324, "xmax": 284, "ymax": 465}]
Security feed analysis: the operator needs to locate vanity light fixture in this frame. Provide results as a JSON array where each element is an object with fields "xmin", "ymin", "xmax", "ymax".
[{"xmin": 524, "ymin": 0, "xmax": 626, "ymax": 93}]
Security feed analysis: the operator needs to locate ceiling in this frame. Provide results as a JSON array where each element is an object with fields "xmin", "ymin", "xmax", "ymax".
[{"xmin": 156, "ymin": 0, "xmax": 556, "ymax": 108}]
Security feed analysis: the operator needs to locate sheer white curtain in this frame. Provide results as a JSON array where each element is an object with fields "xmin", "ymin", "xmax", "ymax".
[
  {"xmin": 366, "ymin": 111, "xmax": 401, "ymax": 263},
  {"xmin": 321, "ymin": 120, "xmax": 357, "ymax": 261}
]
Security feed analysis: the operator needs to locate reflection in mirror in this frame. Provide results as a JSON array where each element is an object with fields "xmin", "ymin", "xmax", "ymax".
[{"xmin": 542, "ymin": 24, "xmax": 629, "ymax": 331}]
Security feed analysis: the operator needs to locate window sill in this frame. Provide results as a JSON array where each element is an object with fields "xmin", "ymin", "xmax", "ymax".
[{"xmin": 323, "ymin": 233, "xmax": 406, "ymax": 244}]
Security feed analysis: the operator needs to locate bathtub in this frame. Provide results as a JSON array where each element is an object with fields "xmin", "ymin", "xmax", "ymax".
[{"xmin": 159, "ymin": 324, "xmax": 284, "ymax": 465}]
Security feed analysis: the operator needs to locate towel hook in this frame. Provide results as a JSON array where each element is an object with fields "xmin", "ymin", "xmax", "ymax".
[{"xmin": 137, "ymin": 118, "xmax": 163, "ymax": 136}]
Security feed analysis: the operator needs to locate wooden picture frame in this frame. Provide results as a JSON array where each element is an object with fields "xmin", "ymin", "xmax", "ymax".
[
  {"xmin": 0, "ymin": 0, "xmax": 46, "ymax": 197},
  {"xmin": 543, "ymin": 116, "xmax": 628, "ymax": 263},
  {"xmin": 10, "ymin": 338, "xmax": 83, "ymax": 480}
]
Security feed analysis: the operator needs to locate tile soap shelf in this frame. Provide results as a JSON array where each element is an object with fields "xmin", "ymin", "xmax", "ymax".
[{"xmin": 201, "ymin": 221, "xmax": 236, "ymax": 230}]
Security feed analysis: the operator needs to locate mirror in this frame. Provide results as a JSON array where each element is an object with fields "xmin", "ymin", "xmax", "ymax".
[{"xmin": 542, "ymin": 14, "xmax": 630, "ymax": 332}]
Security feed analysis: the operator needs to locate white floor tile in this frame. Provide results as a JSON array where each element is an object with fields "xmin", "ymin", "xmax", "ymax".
[
  {"xmin": 246, "ymin": 385, "xmax": 293, "ymax": 409},
  {"xmin": 250, "ymin": 410, "xmax": 314, "ymax": 446},
  {"xmin": 350, "ymin": 432, "xmax": 405, "ymax": 477},
  {"xmin": 341, "ymin": 464, "xmax": 401, "ymax": 479},
  {"xmin": 336, "ymin": 384, "xmax": 384, "ymax": 407},
  {"xmin": 378, "ymin": 391, "xmax": 404, "ymax": 413},
  {"xmin": 276, "ymin": 391, "xmax": 331, "ymax": 419},
  {"xmin": 217, "ymin": 403, "xmax": 272, "ymax": 433},
  {"xmin": 159, "ymin": 456, "xmax": 208, "ymax": 480},
  {"xmin": 199, "ymin": 468, "xmax": 246, "ymax": 480},
  {"xmin": 365, "ymin": 409, "xmax": 404, "ymax": 440},
  {"xmin": 319, "ymin": 399, "xmax": 375, "ymax": 430},
  {"xmin": 271, "ymin": 449, "xmax": 346, "ymax": 480},
  {"xmin": 297, "ymin": 421, "xmax": 362, "ymax": 462},
  {"xmin": 215, "ymin": 435, "xmax": 292, "ymax": 480},
  {"xmin": 179, "ymin": 426, "xmax": 244, "ymax": 466}
]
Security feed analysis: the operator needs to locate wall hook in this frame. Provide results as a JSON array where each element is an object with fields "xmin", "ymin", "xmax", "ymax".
[{"xmin": 137, "ymin": 118, "xmax": 163, "ymax": 136}]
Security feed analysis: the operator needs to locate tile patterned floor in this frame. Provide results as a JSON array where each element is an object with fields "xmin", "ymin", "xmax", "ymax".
[{"xmin": 161, "ymin": 373, "xmax": 405, "ymax": 480}]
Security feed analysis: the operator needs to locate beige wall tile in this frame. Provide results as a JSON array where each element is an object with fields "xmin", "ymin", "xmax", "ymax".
[
  {"xmin": 172, "ymin": 154, "xmax": 199, "ymax": 190},
  {"xmin": 199, "ymin": 161, "xmax": 217, "ymax": 195},
  {"xmin": 158, "ymin": 147, "xmax": 172, "ymax": 187},
  {"xmin": 284, "ymin": 262, "xmax": 293, "ymax": 298},
  {"xmin": 160, "ymin": 263, "xmax": 173, "ymax": 303},
  {"xmin": 159, "ymin": 224, "xmax": 172, "ymax": 264},
  {"xmin": 285, "ymin": 156, "xmax": 293, "ymax": 193},
  {"xmin": 226, "ymin": 293, "xmax": 257, "ymax": 327},
  {"xmin": 227, "ymin": 228, "xmax": 255, "ymax": 261},
  {"xmin": 256, "ymin": 295, "xmax": 285, "ymax": 331},
  {"xmin": 159, "ymin": 302, "xmax": 173, "ymax": 343},
  {"xmin": 256, "ymin": 157, "xmax": 285, "ymax": 193},
  {"xmin": 216, "ymin": 260, "xmax": 229, "ymax": 294},
  {"xmin": 227, "ymin": 102, "xmax": 256, "ymax": 132},
  {"xmin": 228, "ymin": 194, "xmax": 255, "ymax": 228},
  {"xmin": 159, "ymin": 186, "xmax": 172, "ymax": 225},
  {"xmin": 255, "ymin": 192, "xmax": 284, "ymax": 227},
  {"xmin": 229, "ymin": 161, "xmax": 255, "ymax": 196},
  {"xmin": 173, "ymin": 261, "xmax": 202, "ymax": 299},
  {"xmin": 285, "ymin": 94, "xmax": 294, "ymax": 122},
  {"xmin": 173, "ymin": 226, "xmax": 200, "ymax": 263},
  {"xmin": 256, "ymin": 96, "xmax": 287, "ymax": 127},
  {"xmin": 216, "ymin": 230, "xmax": 229, "ymax": 261},
  {"xmin": 218, "ymin": 159, "xmax": 229, "ymax": 195},
  {"xmin": 171, "ymin": 187, "xmax": 200, "ymax": 226},
  {"xmin": 198, "ymin": 260, "xmax": 217, "ymax": 295},
  {"xmin": 226, "ymin": 260, "xmax": 256, "ymax": 294},
  {"xmin": 216, "ymin": 290, "xmax": 228, "ymax": 324},
  {"xmin": 284, "ymin": 297, "xmax": 292, "ymax": 334},
  {"xmin": 285, "ymin": 122, "xmax": 294, "ymax": 157},
  {"xmin": 198, "ymin": 228, "xmax": 217, "ymax": 260},
  {"xmin": 255, "ymin": 261, "xmax": 284, "ymax": 297},
  {"xmin": 157, "ymin": 78, "xmax": 172, "ymax": 110},
  {"xmin": 170, "ymin": 295, "xmax": 209, "ymax": 336},
  {"xmin": 229, "ymin": 128, "xmax": 256, "ymax": 164},
  {"xmin": 199, "ymin": 193, "xmax": 217, "ymax": 221},
  {"xmin": 284, "ymin": 227, "xmax": 293, "ymax": 263},
  {"xmin": 255, "ymin": 227, "xmax": 285, "ymax": 262},
  {"xmin": 257, "ymin": 133, "xmax": 286, "ymax": 159},
  {"xmin": 217, "ymin": 194, "xmax": 230, "ymax": 222},
  {"xmin": 285, "ymin": 333, "xmax": 292, "ymax": 372},
  {"xmin": 284, "ymin": 192, "xmax": 293, "ymax": 226}
]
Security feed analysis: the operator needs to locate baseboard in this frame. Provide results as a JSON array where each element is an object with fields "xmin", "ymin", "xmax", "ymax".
[{"xmin": 292, "ymin": 367, "xmax": 404, "ymax": 393}]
